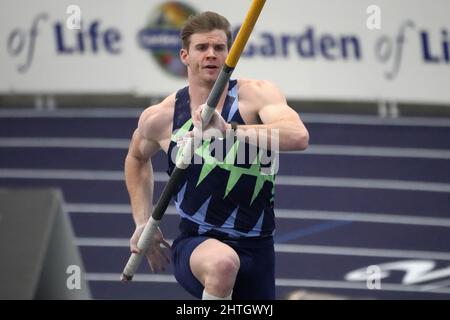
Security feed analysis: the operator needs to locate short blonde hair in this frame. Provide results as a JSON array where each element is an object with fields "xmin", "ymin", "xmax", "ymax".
[{"xmin": 181, "ymin": 11, "xmax": 232, "ymax": 50}]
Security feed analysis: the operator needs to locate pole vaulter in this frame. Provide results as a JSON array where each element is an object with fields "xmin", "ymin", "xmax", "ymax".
[{"xmin": 122, "ymin": 0, "xmax": 267, "ymax": 282}]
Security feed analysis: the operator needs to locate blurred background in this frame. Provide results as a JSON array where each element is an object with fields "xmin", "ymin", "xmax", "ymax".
[{"xmin": 1, "ymin": 0, "xmax": 449, "ymax": 300}]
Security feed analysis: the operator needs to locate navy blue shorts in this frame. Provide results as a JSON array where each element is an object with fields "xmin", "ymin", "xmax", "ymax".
[{"xmin": 171, "ymin": 233, "xmax": 275, "ymax": 300}]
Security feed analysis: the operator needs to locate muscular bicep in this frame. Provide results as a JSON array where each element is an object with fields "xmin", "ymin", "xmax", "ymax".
[
  {"xmin": 258, "ymin": 103, "xmax": 302, "ymax": 126},
  {"xmin": 128, "ymin": 100, "xmax": 173, "ymax": 161},
  {"xmin": 127, "ymin": 129, "xmax": 160, "ymax": 162},
  {"xmin": 242, "ymin": 80, "xmax": 301, "ymax": 125},
  {"xmin": 241, "ymin": 80, "xmax": 308, "ymax": 151}
]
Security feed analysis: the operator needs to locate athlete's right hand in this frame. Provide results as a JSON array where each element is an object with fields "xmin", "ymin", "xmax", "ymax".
[{"xmin": 130, "ymin": 224, "xmax": 171, "ymax": 273}]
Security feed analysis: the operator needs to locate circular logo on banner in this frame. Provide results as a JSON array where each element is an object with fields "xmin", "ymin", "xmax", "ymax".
[{"xmin": 138, "ymin": 2, "xmax": 197, "ymax": 78}]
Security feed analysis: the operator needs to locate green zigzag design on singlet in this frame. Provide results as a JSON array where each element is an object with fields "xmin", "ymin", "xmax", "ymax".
[{"xmin": 171, "ymin": 119, "xmax": 276, "ymax": 205}]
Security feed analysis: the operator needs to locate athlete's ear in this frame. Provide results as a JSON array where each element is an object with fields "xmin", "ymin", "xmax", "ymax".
[{"xmin": 180, "ymin": 48, "xmax": 189, "ymax": 66}]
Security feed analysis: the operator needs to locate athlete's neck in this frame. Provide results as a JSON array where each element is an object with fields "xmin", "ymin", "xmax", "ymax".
[{"xmin": 188, "ymin": 79, "xmax": 229, "ymax": 113}]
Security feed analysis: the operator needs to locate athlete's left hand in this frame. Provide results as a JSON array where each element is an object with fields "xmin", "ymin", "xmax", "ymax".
[{"xmin": 190, "ymin": 104, "xmax": 230, "ymax": 140}]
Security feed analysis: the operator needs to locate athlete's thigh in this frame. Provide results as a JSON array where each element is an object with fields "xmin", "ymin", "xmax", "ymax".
[
  {"xmin": 171, "ymin": 234, "xmax": 209, "ymax": 298},
  {"xmin": 232, "ymin": 244, "xmax": 275, "ymax": 299},
  {"xmin": 189, "ymin": 238, "xmax": 240, "ymax": 284}
]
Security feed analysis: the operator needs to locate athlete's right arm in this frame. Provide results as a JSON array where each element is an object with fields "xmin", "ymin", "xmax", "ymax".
[
  {"xmin": 124, "ymin": 105, "xmax": 171, "ymax": 273},
  {"xmin": 125, "ymin": 107, "xmax": 161, "ymax": 227}
]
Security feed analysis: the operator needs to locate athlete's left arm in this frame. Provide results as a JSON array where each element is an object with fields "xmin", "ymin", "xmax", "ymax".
[{"xmin": 235, "ymin": 80, "xmax": 309, "ymax": 151}]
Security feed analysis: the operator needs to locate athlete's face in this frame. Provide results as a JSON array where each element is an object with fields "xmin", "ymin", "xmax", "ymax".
[{"xmin": 180, "ymin": 29, "xmax": 228, "ymax": 86}]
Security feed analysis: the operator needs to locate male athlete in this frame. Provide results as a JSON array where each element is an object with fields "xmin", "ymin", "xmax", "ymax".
[{"xmin": 125, "ymin": 11, "xmax": 309, "ymax": 300}]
